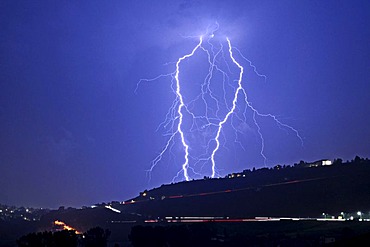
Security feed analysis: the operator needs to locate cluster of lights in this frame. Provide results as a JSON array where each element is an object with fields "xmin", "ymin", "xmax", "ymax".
[
  {"xmin": 0, "ymin": 205, "xmax": 46, "ymax": 221},
  {"xmin": 322, "ymin": 211, "xmax": 370, "ymax": 221}
]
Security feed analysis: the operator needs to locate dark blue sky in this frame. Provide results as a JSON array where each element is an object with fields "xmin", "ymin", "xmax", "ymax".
[{"xmin": 1, "ymin": 1, "xmax": 369, "ymax": 208}]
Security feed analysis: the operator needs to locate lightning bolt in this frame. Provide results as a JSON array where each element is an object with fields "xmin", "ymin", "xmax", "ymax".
[
  {"xmin": 209, "ymin": 38, "xmax": 244, "ymax": 178},
  {"xmin": 174, "ymin": 36, "xmax": 204, "ymax": 181},
  {"xmin": 137, "ymin": 27, "xmax": 303, "ymax": 182}
]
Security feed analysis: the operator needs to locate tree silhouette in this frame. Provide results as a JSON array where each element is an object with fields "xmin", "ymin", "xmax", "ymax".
[
  {"xmin": 83, "ymin": 227, "xmax": 111, "ymax": 247},
  {"xmin": 17, "ymin": 230, "xmax": 77, "ymax": 247},
  {"xmin": 17, "ymin": 227, "xmax": 111, "ymax": 247},
  {"xmin": 54, "ymin": 230, "xmax": 77, "ymax": 247}
]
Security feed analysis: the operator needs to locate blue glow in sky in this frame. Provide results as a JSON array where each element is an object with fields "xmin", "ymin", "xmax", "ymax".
[{"xmin": 0, "ymin": 1, "xmax": 369, "ymax": 208}]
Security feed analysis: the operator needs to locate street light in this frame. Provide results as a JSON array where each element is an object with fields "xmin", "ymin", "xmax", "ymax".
[{"xmin": 357, "ymin": 211, "xmax": 363, "ymax": 221}]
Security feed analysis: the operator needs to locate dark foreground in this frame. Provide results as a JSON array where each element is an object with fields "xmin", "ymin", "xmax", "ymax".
[
  {"xmin": 2, "ymin": 219, "xmax": 370, "ymax": 246},
  {"xmin": 125, "ymin": 220, "xmax": 370, "ymax": 247}
]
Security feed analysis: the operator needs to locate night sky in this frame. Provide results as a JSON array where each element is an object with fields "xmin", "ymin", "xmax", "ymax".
[{"xmin": 1, "ymin": 1, "xmax": 369, "ymax": 208}]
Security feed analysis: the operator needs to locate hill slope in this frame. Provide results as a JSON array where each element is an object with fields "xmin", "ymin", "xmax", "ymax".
[{"xmin": 117, "ymin": 160, "xmax": 370, "ymax": 218}]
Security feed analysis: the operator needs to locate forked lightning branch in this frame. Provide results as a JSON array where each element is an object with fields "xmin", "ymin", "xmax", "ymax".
[{"xmin": 137, "ymin": 28, "xmax": 303, "ymax": 182}]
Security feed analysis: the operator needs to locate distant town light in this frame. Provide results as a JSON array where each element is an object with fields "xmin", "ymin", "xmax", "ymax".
[
  {"xmin": 105, "ymin": 205, "xmax": 121, "ymax": 214},
  {"xmin": 322, "ymin": 160, "xmax": 332, "ymax": 166},
  {"xmin": 357, "ymin": 211, "xmax": 362, "ymax": 216}
]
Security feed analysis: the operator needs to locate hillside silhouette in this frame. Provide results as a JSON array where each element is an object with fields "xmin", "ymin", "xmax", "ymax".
[
  {"xmin": 2, "ymin": 156, "xmax": 370, "ymax": 246},
  {"xmin": 118, "ymin": 157, "xmax": 370, "ymax": 218}
]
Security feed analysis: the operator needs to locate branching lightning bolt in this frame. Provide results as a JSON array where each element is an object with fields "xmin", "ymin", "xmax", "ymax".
[
  {"xmin": 137, "ymin": 27, "xmax": 303, "ymax": 182},
  {"xmin": 174, "ymin": 37, "xmax": 204, "ymax": 181},
  {"xmin": 209, "ymin": 38, "xmax": 244, "ymax": 178}
]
